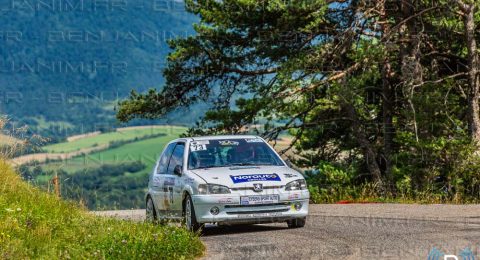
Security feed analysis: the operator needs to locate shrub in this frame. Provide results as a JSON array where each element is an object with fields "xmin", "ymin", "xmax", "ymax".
[{"xmin": 305, "ymin": 162, "xmax": 358, "ymax": 203}]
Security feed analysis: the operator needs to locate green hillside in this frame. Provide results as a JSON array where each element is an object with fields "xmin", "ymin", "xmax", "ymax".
[
  {"xmin": 71, "ymin": 134, "xmax": 174, "ymax": 170},
  {"xmin": 44, "ymin": 126, "xmax": 186, "ymax": 153},
  {"xmin": 0, "ymin": 160, "xmax": 204, "ymax": 259},
  {"xmin": 0, "ymin": 0, "xmax": 200, "ymax": 139},
  {"xmin": 41, "ymin": 133, "xmax": 178, "ymax": 174},
  {"xmin": 20, "ymin": 125, "xmax": 187, "ymax": 209}
]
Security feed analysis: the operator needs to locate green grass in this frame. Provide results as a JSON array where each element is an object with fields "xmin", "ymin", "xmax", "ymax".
[
  {"xmin": 0, "ymin": 160, "xmax": 204, "ymax": 259},
  {"xmin": 44, "ymin": 126, "xmax": 186, "ymax": 153}
]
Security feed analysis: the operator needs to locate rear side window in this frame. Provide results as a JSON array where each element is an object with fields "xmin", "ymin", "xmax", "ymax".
[
  {"xmin": 167, "ymin": 143, "xmax": 185, "ymax": 175},
  {"xmin": 156, "ymin": 143, "xmax": 176, "ymax": 175}
]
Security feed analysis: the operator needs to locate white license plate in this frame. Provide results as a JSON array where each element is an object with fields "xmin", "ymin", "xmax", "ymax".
[
  {"xmin": 240, "ymin": 195, "xmax": 279, "ymax": 205},
  {"xmin": 239, "ymin": 212, "xmax": 282, "ymax": 218}
]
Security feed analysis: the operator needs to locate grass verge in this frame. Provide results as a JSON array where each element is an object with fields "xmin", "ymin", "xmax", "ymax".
[{"xmin": 0, "ymin": 160, "xmax": 204, "ymax": 259}]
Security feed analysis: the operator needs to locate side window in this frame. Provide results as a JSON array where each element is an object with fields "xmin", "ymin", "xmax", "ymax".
[
  {"xmin": 167, "ymin": 143, "xmax": 185, "ymax": 175},
  {"xmin": 156, "ymin": 143, "xmax": 176, "ymax": 175}
]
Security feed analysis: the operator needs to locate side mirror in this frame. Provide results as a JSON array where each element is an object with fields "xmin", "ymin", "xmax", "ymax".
[
  {"xmin": 174, "ymin": 165, "xmax": 183, "ymax": 176},
  {"xmin": 285, "ymin": 159, "xmax": 293, "ymax": 168}
]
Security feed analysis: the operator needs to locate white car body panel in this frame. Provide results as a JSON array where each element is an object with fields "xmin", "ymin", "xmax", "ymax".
[{"xmin": 146, "ymin": 135, "xmax": 310, "ymax": 225}]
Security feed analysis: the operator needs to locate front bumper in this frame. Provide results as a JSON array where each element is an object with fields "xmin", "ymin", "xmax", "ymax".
[{"xmin": 191, "ymin": 190, "xmax": 309, "ymax": 224}]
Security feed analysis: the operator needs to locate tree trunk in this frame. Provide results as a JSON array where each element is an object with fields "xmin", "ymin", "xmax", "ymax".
[
  {"xmin": 380, "ymin": 0, "xmax": 395, "ymax": 183},
  {"xmin": 463, "ymin": 3, "xmax": 480, "ymax": 142},
  {"xmin": 344, "ymin": 103, "xmax": 383, "ymax": 183},
  {"xmin": 382, "ymin": 60, "xmax": 395, "ymax": 181},
  {"xmin": 400, "ymin": 0, "xmax": 423, "ymax": 140}
]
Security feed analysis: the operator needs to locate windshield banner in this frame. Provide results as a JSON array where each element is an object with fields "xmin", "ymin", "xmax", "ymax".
[{"xmin": 230, "ymin": 174, "xmax": 281, "ymax": 183}]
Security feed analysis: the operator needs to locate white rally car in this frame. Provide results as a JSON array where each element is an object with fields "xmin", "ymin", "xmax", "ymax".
[{"xmin": 145, "ymin": 135, "xmax": 309, "ymax": 231}]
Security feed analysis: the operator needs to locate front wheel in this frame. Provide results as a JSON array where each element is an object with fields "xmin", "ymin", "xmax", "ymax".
[
  {"xmin": 184, "ymin": 195, "xmax": 203, "ymax": 232},
  {"xmin": 287, "ymin": 217, "xmax": 306, "ymax": 228},
  {"xmin": 146, "ymin": 197, "xmax": 157, "ymax": 223}
]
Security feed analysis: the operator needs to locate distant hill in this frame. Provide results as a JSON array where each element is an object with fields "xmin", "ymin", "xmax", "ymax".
[
  {"xmin": 0, "ymin": 0, "xmax": 200, "ymax": 140},
  {"xmin": 16, "ymin": 125, "xmax": 187, "ymax": 209}
]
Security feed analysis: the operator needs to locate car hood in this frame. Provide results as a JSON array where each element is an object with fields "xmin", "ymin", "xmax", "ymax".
[{"xmin": 190, "ymin": 166, "xmax": 303, "ymax": 188}]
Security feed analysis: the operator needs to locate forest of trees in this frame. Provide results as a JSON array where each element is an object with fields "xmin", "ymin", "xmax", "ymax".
[
  {"xmin": 0, "ymin": 0, "xmax": 200, "ymax": 141},
  {"xmin": 19, "ymin": 162, "xmax": 148, "ymax": 209},
  {"xmin": 118, "ymin": 0, "xmax": 480, "ymax": 202}
]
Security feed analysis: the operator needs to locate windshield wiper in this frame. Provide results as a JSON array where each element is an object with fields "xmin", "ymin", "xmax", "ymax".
[
  {"xmin": 227, "ymin": 162, "xmax": 273, "ymax": 167},
  {"xmin": 193, "ymin": 163, "xmax": 276, "ymax": 169},
  {"xmin": 192, "ymin": 165, "xmax": 225, "ymax": 170}
]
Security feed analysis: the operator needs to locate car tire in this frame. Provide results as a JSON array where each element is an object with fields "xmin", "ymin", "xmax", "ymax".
[
  {"xmin": 287, "ymin": 217, "xmax": 306, "ymax": 228},
  {"xmin": 184, "ymin": 195, "xmax": 203, "ymax": 232},
  {"xmin": 146, "ymin": 197, "xmax": 157, "ymax": 223}
]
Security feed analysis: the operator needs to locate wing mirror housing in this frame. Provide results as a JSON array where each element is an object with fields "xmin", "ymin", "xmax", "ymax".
[
  {"xmin": 284, "ymin": 159, "xmax": 293, "ymax": 168},
  {"xmin": 174, "ymin": 165, "xmax": 183, "ymax": 176}
]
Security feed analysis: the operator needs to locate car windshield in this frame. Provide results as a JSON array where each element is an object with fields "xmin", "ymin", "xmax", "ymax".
[{"xmin": 188, "ymin": 138, "xmax": 285, "ymax": 170}]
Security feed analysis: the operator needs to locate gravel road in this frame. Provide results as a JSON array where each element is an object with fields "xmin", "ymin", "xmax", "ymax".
[{"xmin": 94, "ymin": 204, "xmax": 480, "ymax": 259}]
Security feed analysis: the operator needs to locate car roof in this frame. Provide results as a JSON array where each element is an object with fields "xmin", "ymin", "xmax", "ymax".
[{"xmin": 186, "ymin": 135, "xmax": 261, "ymax": 141}]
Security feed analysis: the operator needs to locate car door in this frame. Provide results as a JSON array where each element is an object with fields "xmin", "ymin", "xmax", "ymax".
[
  {"xmin": 172, "ymin": 143, "xmax": 187, "ymax": 217},
  {"xmin": 151, "ymin": 142, "xmax": 176, "ymax": 218},
  {"xmin": 165, "ymin": 142, "xmax": 185, "ymax": 218}
]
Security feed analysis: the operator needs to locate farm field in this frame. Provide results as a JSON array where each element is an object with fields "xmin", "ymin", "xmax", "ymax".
[
  {"xmin": 44, "ymin": 125, "xmax": 186, "ymax": 153},
  {"xmin": 42, "ymin": 133, "xmax": 179, "ymax": 175}
]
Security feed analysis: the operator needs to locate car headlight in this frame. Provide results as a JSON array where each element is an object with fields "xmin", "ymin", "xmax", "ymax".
[
  {"xmin": 198, "ymin": 184, "xmax": 231, "ymax": 194},
  {"xmin": 285, "ymin": 179, "xmax": 307, "ymax": 191}
]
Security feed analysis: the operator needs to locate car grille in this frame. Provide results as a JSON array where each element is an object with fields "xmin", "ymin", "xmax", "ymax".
[
  {"xmin": 224, "ymin": 202, "xmax": 290, "ymax": 208},
  {"xmin": 224, "ymin": 202, "xmax": 290, "ymax": 215}
]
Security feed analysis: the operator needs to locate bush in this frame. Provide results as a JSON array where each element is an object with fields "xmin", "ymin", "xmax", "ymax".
[
  {"xmin": 305, "ymin": 151, "xmax": 480, "ymax": 203},
  {"xmin": 393, "ymin": 133, "xmax": 480, "ymax": 203},
  {"xmin": 305, "ymin": 162, "xmax": 358, "ymax": 203}
]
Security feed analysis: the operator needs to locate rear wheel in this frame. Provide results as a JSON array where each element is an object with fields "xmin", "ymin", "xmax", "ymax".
[
  {"xmin": 146, "ymin": 197, "xmax": 157, "ymax": 223},
  {"xmin": 184, "ymin": 195, "xmax": 203, "ymax": 232},
  {"xmin": 287, "ymin": 217, "xmax": 306, "ymax": 228}
]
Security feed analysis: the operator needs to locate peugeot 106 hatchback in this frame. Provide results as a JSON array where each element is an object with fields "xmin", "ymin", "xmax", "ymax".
[{"xmin": 145, "ymin": 135, "xmax": 309, "ymax": 231}]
